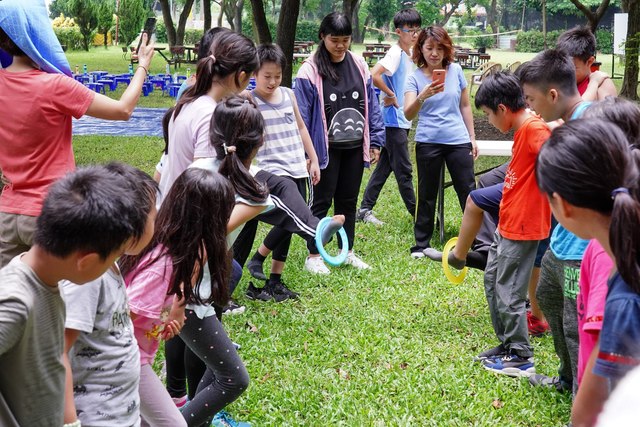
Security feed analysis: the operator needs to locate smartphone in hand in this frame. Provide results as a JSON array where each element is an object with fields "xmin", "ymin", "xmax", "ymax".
[
  {"xmin": 136, "ymin": 17, "xmax": 157, "ymax": 52},
  {"xmin": 432, "ymin": 69, "xmax": 446, "ymax": 86}
]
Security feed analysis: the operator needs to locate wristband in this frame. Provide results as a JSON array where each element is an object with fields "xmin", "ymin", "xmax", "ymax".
[
  {"xmin": 137, "ymin": 65, "xmax": 149, "ymax": 76},
  {"xmin": 63, "ymin": 420, "xmax": 81, "ymax": 427},
  {"xmin": 417, "ymin": 97, "xmax": 425, "ymax": 104}
]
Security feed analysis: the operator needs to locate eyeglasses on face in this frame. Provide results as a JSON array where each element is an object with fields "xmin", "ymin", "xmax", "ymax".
[{"xmin": 400, "ymin": 28, "xmax": 421, "ymax": 35}]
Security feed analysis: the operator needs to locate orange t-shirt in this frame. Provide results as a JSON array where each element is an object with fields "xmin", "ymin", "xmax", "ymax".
[
  {"xmin": 498, "ymin": 115, "xmax": 551, "ymax": 240},
  {"xmin": 0, "ymin": 69, "xmax": 95, "ymax": 216}
]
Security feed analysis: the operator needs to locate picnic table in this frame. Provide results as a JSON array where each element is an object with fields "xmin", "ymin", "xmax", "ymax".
[
  {"xmin": 455, "ymin": 50, "xmax": 491, "ymax": 69},
  {"xmin": 183, "ymin": 46, "xmax": 197, "ymax": 64},
  {"xmin": 365, "ymin": 43, "xmax": 391, "ymax": 53}
]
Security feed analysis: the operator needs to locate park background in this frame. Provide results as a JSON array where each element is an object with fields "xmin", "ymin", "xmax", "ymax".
[{"xmin": 45, "ymin": 0, "xmax": 640, "ymax": 424}]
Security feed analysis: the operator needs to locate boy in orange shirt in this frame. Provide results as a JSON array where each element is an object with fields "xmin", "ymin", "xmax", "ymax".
[{"xmin": 470, "ymin": 72, "xmax": 552, "ymax": 376}]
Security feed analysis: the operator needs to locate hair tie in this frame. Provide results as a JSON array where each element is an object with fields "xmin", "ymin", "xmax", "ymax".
[
  {"xmin": 223, "ymin": 143, "xmax": 236, "ymax": 156},
  {"xmin": 611, "ymin": 187, "xmax": 630, "ymax": 199},
  {"xmin": 209, "ymin": 54, "xmax": 216, "ymax": 63}
]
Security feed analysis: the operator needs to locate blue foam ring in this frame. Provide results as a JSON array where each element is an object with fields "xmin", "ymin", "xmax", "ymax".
[{"xmin": 315, "ymin": 217, "xmax": 348, "ymax": 266}]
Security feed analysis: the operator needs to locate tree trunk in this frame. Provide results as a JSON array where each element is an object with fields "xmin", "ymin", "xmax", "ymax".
[
  {"xmin": 438, "ymin": 0, "xmax": 462, "ymax": 27},
  {"xmin": 204, "ymin": 0, "xmax": 212, "ymax": 31},
  {"xmin": 217, "ymin": 0, "xmax": 224, "ymax": 26},
  {"xmin": 250, "ymin": 0, "xmax": 272, "ymax": 43},
  {"xmin": 488, "ymin": 0, "xmax": 499, "ymax": 40},
  {"xmin": 621, "ymin": 0, "xmax": 640, "ymax": 99},
  {"xmin": 159, "ymin": 0, "xmax": 177, "ymax": 47},
  {"xmin": 176, "ymin": 0, "xmax": 196, "ymax": 46},
  {"xmin": 276, "ymin": 0, "xmax": 301, "ymax": 87},
  {"xmin": 568, "ymin": 0, "xmax": 612, "ymax": 31},
  {"xmin": 343, "ymin": 0, "xmax": 362, "ymax": 41},
  {"xmin": 233, "ymin": 0, "xmax": 244, "ymax": 32}
]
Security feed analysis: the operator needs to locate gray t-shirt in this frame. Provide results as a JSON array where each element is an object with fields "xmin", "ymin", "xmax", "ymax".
[
  {"xmin": 62, "ymin": 267, "xmax": 141, "ymax": 426},
  {"xmin": 0, "ymin": 255, "xmax": 66, "ymax": 427}
]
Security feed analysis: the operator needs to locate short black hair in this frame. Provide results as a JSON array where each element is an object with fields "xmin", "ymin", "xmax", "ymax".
[
  {"xmin": 556, "ymin": 26, "xmax": 596, "ymax": 62},
  {"xmin": 475, "ymin": 70, "xmax": 526, "ymax": 112},
  {"xmin": 33, "ymin": 166, "xmax": 144, "ymax": 260},
  {"xmin": 103, "ymin": 162, "xmax": 158, "ymax": 245},
  {"xmin": 517, "ymin": 49, "xmax": 578, "ymax": 97},
  {"xmin": 0, "ymin": 27, "xmax": 25, "ymax": 57},
  {"xmin": 257, "ymin": 43, "xmax": 286, "ymax": 71},
  {"xmin": 393, "ymin": 8, "xmax": 422, "ymax": 29}
]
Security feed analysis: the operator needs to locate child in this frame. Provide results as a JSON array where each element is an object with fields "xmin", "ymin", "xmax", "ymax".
[
  {"xmin": 357, "ymin": 8, "xmax": 421, "ymax": 225},
  {"xmin": 517, "ymin": 49, "xmax": 592, "ymax": 392},
  {"xmin": 245, "ymin": 43, "xmax": 322, "ymax": 297},
  {"xmin": 61, "ymin": 163, "xmax": 159, "ymax": 426},
  {"xmin": 0, "ymin": 165, "xmax": 147, "ymax": 426},
  {"xmin": 0, "ymin": 2, "xmax": 155, "ymax": 268},
  {"xmin": 555, "ymin": 26, "xmax": 617, "ymax": 101},
  {"xmin": 462, "ymin": 71, "xmax": 551, "ymax": 377},
  {"xmin": 535, "ymin": 118, "xmax": 640, "ymax": 426},
  {"xmin": 121, "ymin": 168, "xmax": 249, "ymax": 427}
]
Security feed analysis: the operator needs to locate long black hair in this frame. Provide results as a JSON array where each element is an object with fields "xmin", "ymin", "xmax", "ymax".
[
  {"xmin": 315, "ymin": 12, "xmax": 352, "ymax": 83},
  {"xmin": 209, "ymin": 95, "xmax": 269, "ymax": 203},
  {"xmin": 174, "ymin": 30, "xmax": 258, "ymax": 118},
  {"xmin": 120, "ymin": 168, "xmax": 235, "ymax": 306},
  {"xmin": 536, "ymin": 118, "xmax": 640, "ymax": 291}
]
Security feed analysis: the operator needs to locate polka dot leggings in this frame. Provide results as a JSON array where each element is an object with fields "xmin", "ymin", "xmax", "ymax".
[{"xmin": 179, "ymin": 309, "xmax": 250, "ymax": 427}]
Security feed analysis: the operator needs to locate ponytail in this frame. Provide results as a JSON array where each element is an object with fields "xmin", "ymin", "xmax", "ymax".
[
  {"xmin": 610, "ymin": 168, "xmax": 640, "ymax": 291},
  {"xmin": 210, "ymin": 95, "xmax": 268, "ymax": 203},
  {"xmin": 174, "ymin": 31, "xmax": 258, "ymax": 119}
]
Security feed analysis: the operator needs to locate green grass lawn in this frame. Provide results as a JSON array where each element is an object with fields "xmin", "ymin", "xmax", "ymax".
[{"xmin": 73, "ymin": 134, "xmax": 571, "ymax": 426}]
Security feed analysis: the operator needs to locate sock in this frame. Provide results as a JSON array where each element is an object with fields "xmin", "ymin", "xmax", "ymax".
[
  {"xmin": 269, "ymin": 273, "xmax": 281, "ymax": 284},
  {"xmin": 320, "ymin": 218, "xmax": 343, "ymax": 245},
  {"xmin": 251, "ymin": 251, "xmax": 266, "ymax": 263},
  {"xmin": 447, "ymin": 251, "xmax": 467, "ymax": 270}
]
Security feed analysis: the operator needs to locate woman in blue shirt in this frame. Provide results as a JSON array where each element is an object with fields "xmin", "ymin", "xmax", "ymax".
[{"xmin": 404, "ymin": 26, "xmax": 478, "ymax": 258}]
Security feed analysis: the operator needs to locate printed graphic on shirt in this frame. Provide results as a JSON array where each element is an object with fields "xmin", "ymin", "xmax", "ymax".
[
  {"xmin": 328, "ymin": 106, "xmax": 365, "ymax": 141},
  {"xmin": 504, "ymin": 168, "xmax": 518, "ymax": 190},
  {"xmin": 564, "ymin": 265, "xmax": 580, "ymax": 300}
]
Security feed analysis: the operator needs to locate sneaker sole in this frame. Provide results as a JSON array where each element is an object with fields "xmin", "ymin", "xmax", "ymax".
[
  {"xmin": 483, "ymin": 364, "xmax": 536, "ymax": 378},
  {"xmin": 223, "ymin": 307, "xmax": 246, "ymax": 315},
  {"xmin": 304, "ymin": 267, "xmax": 330, "ymax": 275}
]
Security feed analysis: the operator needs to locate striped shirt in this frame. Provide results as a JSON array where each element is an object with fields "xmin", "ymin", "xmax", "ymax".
[{"xmin": 252, "ymin": 87, "xmax": 309, "ymax": 178}]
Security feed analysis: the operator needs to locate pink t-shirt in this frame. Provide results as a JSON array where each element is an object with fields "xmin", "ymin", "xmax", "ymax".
[
  {"xmin": 577, "ymin": 239, "xmax": 613, "ymax": 384},
  {"xmin": 0, "ymin": 69, "xmax": 94, "ymax": 216},
  {"xmin": 124, "ymin": 246, "xmax": 175, "ymax": 366}
]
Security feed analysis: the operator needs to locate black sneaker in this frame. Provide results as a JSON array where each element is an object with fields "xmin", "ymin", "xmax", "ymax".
[
  {"xmin": 245, "ymin": 282, "xmax": 272, "ymax": 302},
  {"xmin": 247, "ymin": 259, "xmax": 267, "ymax": 280},
  {"xmin": 222, "ymin": 299, "xmax": 246, "ymax": 315},
  {"xmin": 265, "ymin": 280, "xmax": 299, "ymax": 301},
  {"xmin": 473, "ymin": 344, "xmax": 506, "ymax": 362}
]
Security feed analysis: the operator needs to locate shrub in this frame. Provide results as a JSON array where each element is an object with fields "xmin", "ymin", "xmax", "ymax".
[
  {"xmin": 53, "ymin": 27, "xmax": 84, "ymax": 50},
  {"xmin": 595, "ymin": 29, "xmax": 613, "ymax": 55},
  {"xmin": 156, "ymin": 21, "xmax": 167, "ymax": 43},
  {"xmin": 184, "ymin": 28, "xmax": 204, "ymax": 45},
  {"xmin": 241, "ymin": 19, "xmax": 318, "ymax": 43},
  {"xmin": 472, "ymin": 33, "xmax": 495, "ymax": 50},
  {"xmin": 515, "ymin": 30, "xmax": 561, "ymax": 52}
]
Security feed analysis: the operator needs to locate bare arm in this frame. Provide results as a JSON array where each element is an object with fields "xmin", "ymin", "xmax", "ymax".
[
  {"xmin": 572, "ymin": 341, "xmax": 609, "ymax": 427},
  {"xmin": 290, "ymin": 91, "xmax": 321, "ymax": 185},
  {"xmin": 84, "ymin": 34, "xmax": 155, "ymax": 121},
  {"xmin": 459, "ymin": 86, "xmax": 478, "ymax": 159},
  {"xmin": 63, "ymin": 329, "xmax": 81, "ymax": 424},
  {"xmin": 371, "ymin": 63, "xmax": 397, "ymax": 108},
  {"xmin": 404, "ymin": 81, "xmax": 444, "ymax": 121},
  {"xmin": 581, "ymin": 71, "xmax": 617, "ymax": 102},
  {"xmin": 228, "ymin": 203, "xmax": 267, "ymax": 234}
]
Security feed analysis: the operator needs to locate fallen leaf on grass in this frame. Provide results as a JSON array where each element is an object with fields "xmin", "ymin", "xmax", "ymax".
[
  {"xmin": 492, "ymin": 399, "xmax": 504, "ymax": 409},
  {"xmin": 400, "ymin": 362, "xmax": 408, "ymax": 369},
  {"xmin": 304, "ymin": 341, "xmax": 308, "ymax": 352},
  {"xmin": 245, "ymin": 322, "xmax": 259, "ymax": 333},
  {"xmin": 270, "ymin": 310, "xmax": 278, "ymax": 316},
  {"xmin": 337, "ymin": 368, "xmax": 351, "ymax": 380},
  {"xmin": 383, "ymin": 362, "xmax": 392, "ymax": 370},
  {"xmin": 259, "ymin": 373, "xmax": 271, "ymax": 383}
]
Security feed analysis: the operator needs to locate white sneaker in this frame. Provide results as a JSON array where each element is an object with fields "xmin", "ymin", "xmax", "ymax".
[
  {"xmin": 304, "ymin": 256, "xmax": 330, "ymax": 275},
  {"xmin": 411, "ymin": 250, "xmax": 426, "ymax": 259},
  {"xmin": 345, "ymin": 252, "xmax": 371, "ymax": 269}
]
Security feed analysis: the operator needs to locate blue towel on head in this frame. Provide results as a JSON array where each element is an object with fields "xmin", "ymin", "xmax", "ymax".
[{"xmin": 0, "ymin": 0, "xmax": 71, "ymax": 75}]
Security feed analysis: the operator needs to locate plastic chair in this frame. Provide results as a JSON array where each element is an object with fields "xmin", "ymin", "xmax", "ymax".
[
  {"xmin": 507, "ymin": 61, "xmax": 521, "ymax": 73},
  {"xmin": 469, "ymin": 63, "xmax": 502, "ymax": 96}
]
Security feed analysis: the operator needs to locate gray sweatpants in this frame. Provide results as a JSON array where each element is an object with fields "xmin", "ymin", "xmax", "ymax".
[
  {"xmin": 536, "ymin": 249, "xmax": 580, "ymax": 392},
  {"xmin": 484, "ymin": 231, "xmax": 538, "ymax": 358}
]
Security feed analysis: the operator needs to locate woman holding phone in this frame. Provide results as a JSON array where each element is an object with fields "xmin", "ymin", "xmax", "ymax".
[{"xmin": 404, "ymin": 26, "xmax": 477, "ymax": 259}]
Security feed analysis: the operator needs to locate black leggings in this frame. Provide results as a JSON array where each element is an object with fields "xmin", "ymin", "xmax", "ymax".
[
  {"xmin": 178, "ymin": 309, "xmax": 249, "ymax": 427},
  {"xmin": 308, "ymin": 146, "xmax": 365, "ymax": 253}
]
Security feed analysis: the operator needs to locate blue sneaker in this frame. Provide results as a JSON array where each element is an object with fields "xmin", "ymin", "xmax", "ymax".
[
  {"xmin": 211, "ymin": 410, "xmax": 251, "ymax": 427},
  {"xmin": 481, "ymin": 352, "xmax": 535, "ymax": 377}
]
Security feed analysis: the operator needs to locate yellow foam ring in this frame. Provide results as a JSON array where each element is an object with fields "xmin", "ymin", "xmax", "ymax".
[{"xmin": 442, "ymin": 237, "xmax": 468, "ymax": 284}]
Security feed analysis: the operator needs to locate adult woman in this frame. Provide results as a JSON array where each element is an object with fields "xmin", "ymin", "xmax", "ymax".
[
  {"xmin": 404, "ymin": 26, "xmax": 478, "ymax": 258},
  {"xmin": 295, "ymin": 12, "xmax": 385, "ymax": 273}
]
